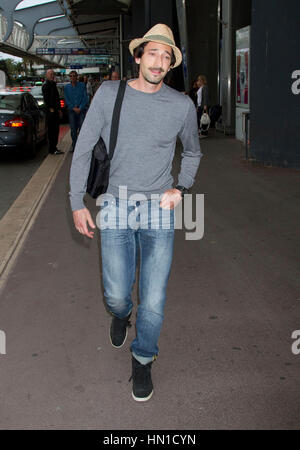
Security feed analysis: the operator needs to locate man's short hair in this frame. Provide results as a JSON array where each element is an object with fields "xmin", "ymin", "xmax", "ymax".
[
  {"xmin": 110, "ymin": 71, "xmax": 120, "ymax": 80},
  {"xmin": 133, "ymin": 42, "xmax": 176, "ymax": 67},
  {"xmin": 69, "ymin": 70, "xmax": 78, "ymax": 76}
]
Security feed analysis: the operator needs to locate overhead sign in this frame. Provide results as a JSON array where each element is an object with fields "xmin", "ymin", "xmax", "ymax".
[
  {"xmin": 36, "ymin": 48, "xmax": 110, "ymax": 55},
  {"xmin": 64, "ymin": 55, "xmax": 113, "ymax": 68}
]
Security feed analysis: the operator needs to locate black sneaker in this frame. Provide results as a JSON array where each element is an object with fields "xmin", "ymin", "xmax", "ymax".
[
  {"xmin": 109, "ymin": 313, "xmax": 131, "ymax": 348},
  {"xmin": 129, "ymin": 356, "xmax": 153, "ymax": 402}
]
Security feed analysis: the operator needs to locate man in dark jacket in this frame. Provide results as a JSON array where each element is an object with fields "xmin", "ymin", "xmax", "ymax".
[{"xmin": 42, "ymin": 69, "xmax": 64, "ymax": 155}]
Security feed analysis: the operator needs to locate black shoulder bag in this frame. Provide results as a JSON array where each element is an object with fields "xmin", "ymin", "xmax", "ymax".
[{"xmin": 87, "ymin": 80, "xmax": 126, "ymax": 198}]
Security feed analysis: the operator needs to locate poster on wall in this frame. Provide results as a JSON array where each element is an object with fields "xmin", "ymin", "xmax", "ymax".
[
  {"xmin": 236, "ymin": 49, "xmax": 249, "ymax": 105},
  {"xmin": 236, "ymin": 26, "xmax": 250, "ymax": 108}
]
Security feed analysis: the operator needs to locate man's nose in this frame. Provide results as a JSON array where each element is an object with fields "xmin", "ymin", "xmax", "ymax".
[{"xmin": 153, "ymin": 53, "xmax": 163, "ymax": 68}]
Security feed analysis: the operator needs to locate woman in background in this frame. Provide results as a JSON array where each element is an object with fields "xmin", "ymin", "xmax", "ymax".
[{"xmin": 196, "ymin": 74, "xmax": 210, "ymax": 135}]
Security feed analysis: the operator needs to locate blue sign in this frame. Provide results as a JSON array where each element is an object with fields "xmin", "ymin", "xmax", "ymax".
[{"xmin": 36, "ymin": 48, "xmax": 109, "ymax": 56}]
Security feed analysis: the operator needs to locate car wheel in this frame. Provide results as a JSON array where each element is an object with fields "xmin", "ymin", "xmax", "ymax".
[{"xmin": 26, "ymin": 132, "xmax": 37, "ymax": 158}]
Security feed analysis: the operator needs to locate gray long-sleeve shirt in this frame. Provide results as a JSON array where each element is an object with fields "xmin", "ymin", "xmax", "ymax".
[{"xmin": 69, "ymin": 80, "xmax": 202, "ymax": 211}]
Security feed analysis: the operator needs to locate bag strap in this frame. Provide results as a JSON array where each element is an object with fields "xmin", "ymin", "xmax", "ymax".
[{"xmin": 108, "ymin": 79, "xmax": 126, "ymax": 160}]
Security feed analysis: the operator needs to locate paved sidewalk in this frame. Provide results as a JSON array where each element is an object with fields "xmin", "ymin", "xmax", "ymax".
[
  {"xmin": 0, "ymin": 131, "xmax": 299, "ymax": 429},
  {"xmin": 0, "ymin": 130, "xmax": 71, "ymax": 290},
  {"xmin": 0, "ymin": 125, "xmax": 69, "ymax": 220}
]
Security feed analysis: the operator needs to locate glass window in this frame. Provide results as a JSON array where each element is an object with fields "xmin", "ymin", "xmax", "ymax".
[
  {"xmin": 0, "ymin": 95, "xmax": 21, "ymax": 111},
  {"xmin": 30, "ymin": 86, "xmax": 43, "ymax": 96},
  {"xmin": 16, "ymin": 0, "xmax": 56, "ymax": 10},
  {"xmin": 27, "ymin": 95, "xmax": 38, "ymax": 110},
  {"xmin": 21, "ymin": 95, "xmax": 30, "ymax": 111},
  {"xmin": 57, "ymin": 85, "xmax": 65, "ymax": 97}
]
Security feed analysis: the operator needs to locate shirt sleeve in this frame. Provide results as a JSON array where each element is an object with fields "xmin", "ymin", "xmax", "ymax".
[
  {"xmin": 79, "ymin": 83, "xmax": 88, "ymax": 111},
  {"xmin": 64, "ymin": 84, "xmax": 73, "ymax": 109},
  {"xmin": 42, "ymin": 83, "xmax": 50, "ymax": 109},
  {"xmin": 69, "ymin": 84, "xmax": 106, "ymax": 211},
  {"xmin": 177, "ymin": 98, "xmax": 203, "ymax": 189}
]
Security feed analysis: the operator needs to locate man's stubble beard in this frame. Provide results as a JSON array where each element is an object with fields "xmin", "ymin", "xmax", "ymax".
[{"xmin": 141, "ymin": 67, "xmax": 166, "ymax": 85}]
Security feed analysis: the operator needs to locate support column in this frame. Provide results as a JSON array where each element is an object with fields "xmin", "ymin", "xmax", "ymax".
[
  {"xmin": 175, "ymin": 0, "xmax": 190, "ymax": 92},
  {"xmin": 219, "ymin": 0, "xmax": 235, "ymax": 134}
]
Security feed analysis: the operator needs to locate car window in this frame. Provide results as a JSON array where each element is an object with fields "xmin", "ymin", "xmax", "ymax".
[
  {"xmin": 31, "ymin": 96, "xmax": 40, "ymax": 109},
  {"xmin": 21, "ymin": 95, "xmax": 31, "ymax": 111},
  {"xmin": 0, "ymin": 94, "xmax": 21, "ymax": 111},
  {"xmin": 27, "ymin": 94, "xmax": 39, "ymax": 110},
  {"xmin": 57, "ymin": 85, "xmax": 65, "ymax": 97},
  {"xmin": 30, "ymin": 86, "xmax": 43, "ymax": 96},
  {"xmin": 20, "ymin": 96, "xmax": 27, "ymax": 112}
]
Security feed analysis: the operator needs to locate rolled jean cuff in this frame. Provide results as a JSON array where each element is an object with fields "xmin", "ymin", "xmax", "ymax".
[
  {"xmin": 132, "ymin": 351, "xmax": 156, "ymax": 365},
  {"xmin": 111, "ymin": 308, "xmax": 132, "ymax": 320}
]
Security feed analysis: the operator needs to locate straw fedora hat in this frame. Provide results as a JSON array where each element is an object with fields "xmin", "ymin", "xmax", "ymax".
[{"xmin": 129, "ymin": 23, "xmax": 182, "ymax": 68}]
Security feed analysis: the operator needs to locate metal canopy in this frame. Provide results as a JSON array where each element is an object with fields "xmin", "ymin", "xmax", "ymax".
[
  {"xmin": 35, "ymin": 17, "xmax": 76, "ymax": 37},
  {"xmin": 61, "ymin": 0, "xmax": 131, "ymax": 48},
  {"xmin": 0, "ymin": 0, "xmax": 132, "ymax": 67},
  {"xmin": 0, "ymin": 41, "xmax": 62, "ymax": 66}
]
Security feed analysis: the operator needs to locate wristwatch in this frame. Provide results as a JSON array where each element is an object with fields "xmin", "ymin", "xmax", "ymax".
[{"xmin": 175, "ymin": 185, "xmax": 189, "ymax": 197}]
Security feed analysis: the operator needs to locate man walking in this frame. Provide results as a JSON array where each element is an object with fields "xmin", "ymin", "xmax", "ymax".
[
  {"xmin": 42, "ymin": 69, "xmax": 64, "ymax": 155},
  {"xmin": 64, "ymin": 71, "xmax": 88, "ymax": 152},
  {"xmin": 69, "ymin": 24, "xmax": 202, "ymax": 401}
]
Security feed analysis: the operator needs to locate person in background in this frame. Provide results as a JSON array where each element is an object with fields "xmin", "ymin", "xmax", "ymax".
[
  {"xmin": 196, "ymin": 74, "xmax": 210, "ymax": 136},
  {"xmin": 188, "ymin": 79, "xmax": 198, "ymax": 107},
  {"xmin": 92, "ymin": 78, "xmax": 101, "ymax": 95},
  {"xmin": 42, "ymin": 69, "xmax": 64, "ymax": 155},
  {"xmin": 83, "ymin": 75, "xmax": 94, "ymax": 103},
  {"xmin": 110, "ymin": 71, "xmax": 120, "ymax": 81},
  {"xmin": 64, "ymin": 71, "xmax": 88, "ymax": 152}
]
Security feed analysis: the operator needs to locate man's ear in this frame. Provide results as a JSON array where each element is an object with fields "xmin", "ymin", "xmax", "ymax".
[{"xmin": 135, "ymin": 57, "xmax": 141, "ymax": 65}]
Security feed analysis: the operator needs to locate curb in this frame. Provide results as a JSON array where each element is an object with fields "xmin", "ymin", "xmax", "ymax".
[{"xmin": 0, "ymin": 131, "xmax": 72, "ymax": 293}]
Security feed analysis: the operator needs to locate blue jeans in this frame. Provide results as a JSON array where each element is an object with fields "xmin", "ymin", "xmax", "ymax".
[
  {"xmin": 68, "ymin": 109, "xmax": 86, "ymax": 149},
  {"xmin": 99, "ymin": 197, "xmax": 175, "ymax": 364}
]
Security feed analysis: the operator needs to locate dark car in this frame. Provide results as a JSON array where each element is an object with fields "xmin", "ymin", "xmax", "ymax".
[
  {"xmin": 57, "ymin": 82, "xmax": 69, "ymax": 122},
  {"xmin": 29, "ymin": 85, "xmax": 44, "ymax": 107},
  {"xmin": 0, "ymin": 91, "xmax": 47, "ymax": 157},
  {"xmin": 30, "ymin": 83, "xmax": 68, "ymax": 123}
]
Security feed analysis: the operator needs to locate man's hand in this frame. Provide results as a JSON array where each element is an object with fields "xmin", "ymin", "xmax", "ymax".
[
  {"xmin": 160, "ymin": 188, "xmax": 182, "ymax": 210},
  {"xmin": 49, "ymin": 108, "xmax": 54, "ymax": 113},
  {"xmin": 72, "ymin": 208, "xmax": 96, "ymax": 239},
  {"xmin": 73, "ymin": 107, "xmax": 81, "ymax": 114}
]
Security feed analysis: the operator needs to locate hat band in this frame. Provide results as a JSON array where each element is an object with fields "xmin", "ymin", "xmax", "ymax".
[{"xmin": 144, "ymin": 34, "xmax": 175, "ymax": 47}]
